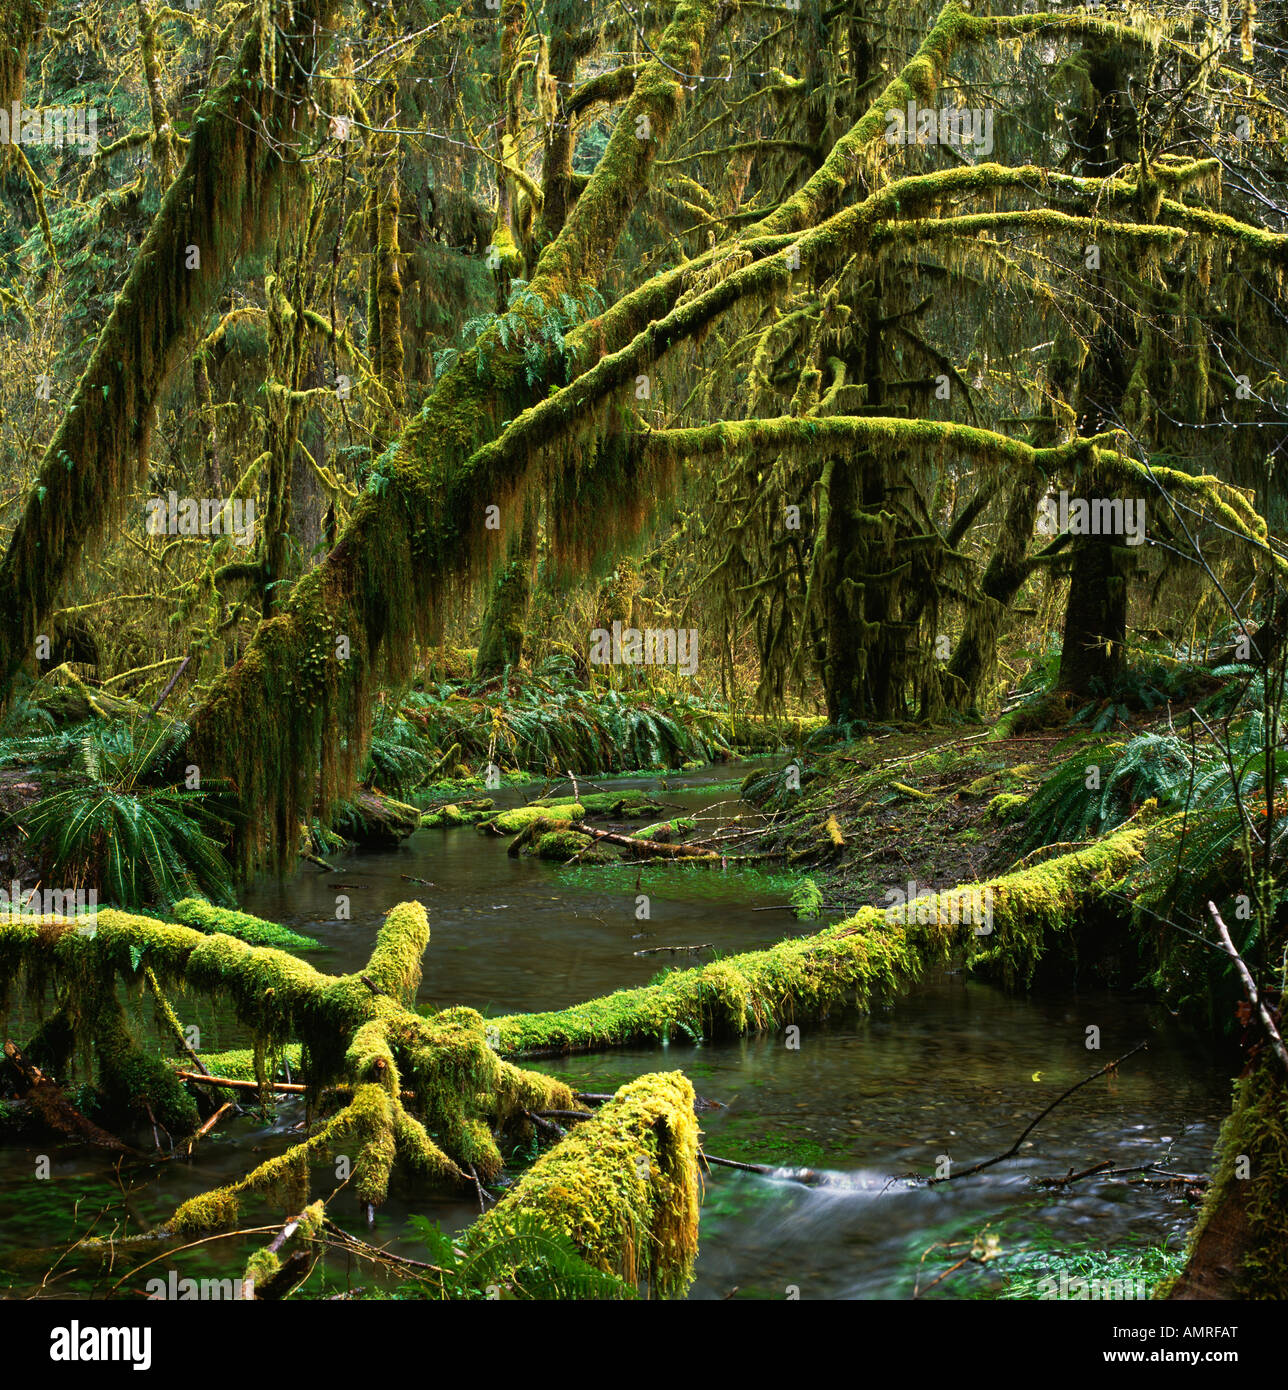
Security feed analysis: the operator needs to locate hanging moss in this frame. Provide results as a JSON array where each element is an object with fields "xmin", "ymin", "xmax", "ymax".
[
  {"xmin": 0, "ymin": 0, "xmax": 341, "ymax": 702},
  {"xmin": 475, "ymin": 505, "xmax": 536, "ymax": 678},
  {"xmin": 85, "ymin": 988, "xmax": 200, "ymax": 1135},
  {"xmin": 0, "ymin": 1, "xmax": 43, "ymax": 114},
  {"xmin": 186, "ymin": 0, "xmax": 728, "ymax": 877}
]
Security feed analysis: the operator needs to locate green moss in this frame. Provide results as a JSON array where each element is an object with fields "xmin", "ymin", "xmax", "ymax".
[
  {"xmin": 170, "ymin": 898, "xmax": 321, "ymax": 952},
  {"xmin": 532, "ymin": 830, "xmax": 612, "ymax": 862},
  {"xmin": 5, "ymin": 901, "xmax": 598, "ymax": 1235},
  {"xmin": 421, "ymin": 801, "xmax": 494, "ymax": 827},
  {"xmin": 244, "ymin": 1247, "xmax": 282, "ymax": 1290},
  {"xmin": 987, "ymin": 792, "xmax": 1030, "ymax": 822},
  {"xmin": 475, "ymin": 544, "xmax": 532, "ymax": 678},
  {"xmin": 494, "ymin": 825, "xmax": 1148, "ymax": 1054},
  {"xmin": 192, "ymin": 1044, "xmax": 302, "ymax": 1081},
  {"xmin": 485, "ymin": 802, "xmax": 583, "ymax": 834},
  {"xmin": 363, "ymin": 901, "xmax": 429, "ymax": 1005},
  {"xmin": 86, "ymin": 988, "xmax": 200, "ymax": 1135},
  {"xmin": 633, "ymin": 817, "xmax": 697, "ymax": 842},
  {"xmin": 0, "ymin": 0, "xmax": 342, "ymax": 705},
  {"xmin": 1167, "ymin": 1059, "xmax": 1288, "ymax": 1297},
  {"xmin": 463, "ymin": 1072, "xmax": 699, "ymax": 1297}
]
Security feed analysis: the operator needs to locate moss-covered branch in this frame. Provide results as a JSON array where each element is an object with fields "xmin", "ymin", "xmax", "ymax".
[
  {"xmin": 187, "ymin": 0, "xmax": 727, "ymax": 873},
  {"xmin": 0, "ymin": 0, "xmax": 339, "ymax": 702},
  {"xmin": 0, "ymin": 899, "xmax": 577, "ymax": 1233}
]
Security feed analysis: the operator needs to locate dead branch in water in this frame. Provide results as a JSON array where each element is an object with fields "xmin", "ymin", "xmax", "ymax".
[{"xmin": 926, "ymin": 1041, "xmax": 1150, "ymax": 1185}]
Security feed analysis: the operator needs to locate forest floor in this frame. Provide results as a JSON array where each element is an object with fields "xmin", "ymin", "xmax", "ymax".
[{"xmin": 732, "ymin": 716, "xmax": 1170, "ymax": 906}]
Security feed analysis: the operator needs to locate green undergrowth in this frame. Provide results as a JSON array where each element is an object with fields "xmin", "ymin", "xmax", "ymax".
[
  {"xmin": 974, "ymin": 1233, "xmax": 1184, "ymax": 1301},
  {"xmin": 379, "ymin": 656, "xmax": 733, "ymax": 790},
  {"xmin": 0, "ymin": 716, "xmax": 238, "ymax": 910}
]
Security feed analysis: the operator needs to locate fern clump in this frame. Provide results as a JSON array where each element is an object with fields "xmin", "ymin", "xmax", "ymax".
[
  {"xmin": 404, "ymin": 1211, "xmax": 634, "ymax": 1300},
  {"xmin": 1020, "ymin": 732, "xmax": 1194, "ymax": 849},
  {"xmin": 439, "ymin": 280, "xmax": 604, "ymax": 387},
  {"xmin": 4, "ymin": 720, "xmax": 236, "ymax": 909},
  {"xmin": 790, "ymin": 877, "xmax": 825, "ymax": 919}
]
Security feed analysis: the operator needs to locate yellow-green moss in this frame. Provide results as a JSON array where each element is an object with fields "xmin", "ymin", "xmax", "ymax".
[
  {"xmin": 485, "ymin": 802, "xmax": 583, "ymax": 834},
  {"xmin": 493, "ymin": 825, "xmax": 1148, "ymax": 1054},
  {"xmin": 463, "ymin": 1072, "xmax": 699, "ymax": 1298},
  {"xmin": 171, "ymin": 898, "xmax": 320, "ymax": 951},
  {"xmin": 987, "ymin": 792, "xmax": 1030, "ymax": 822}
]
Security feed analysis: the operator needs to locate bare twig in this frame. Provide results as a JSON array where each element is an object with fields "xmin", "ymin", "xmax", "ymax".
[
  {"xmin": 1208, "ymin": 900, "xmax": 1288, "ymax": 1075},
  {"xmin": 927, "ymin": 1041, "xmax": 1149, "ymax": 1184}
]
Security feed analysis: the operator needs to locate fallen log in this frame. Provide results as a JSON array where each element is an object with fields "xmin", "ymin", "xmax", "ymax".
[
  {"xmin": 568, "ymin": 821, "xmax": 718, "ymax": 860},
  {"xmin": 3, "ymin": 1040, "xmax": 138, "ymax": 1155},
  {"xmin": 2, "ymin": 902, "xmax": 579, "ymax": 1237},
  {"xmin": 463, "ymin": 1072, "xmax": 700, "ymax": 1298},
  {"xmin": 491, "ymin": 822, "xmax": 1150, "ymax": 1056}
]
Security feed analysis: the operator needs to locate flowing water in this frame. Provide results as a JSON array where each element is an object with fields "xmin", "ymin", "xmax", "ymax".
[{"xmin": 0, "ymin": 763, "xmax": 1232, "ymax": 1299}]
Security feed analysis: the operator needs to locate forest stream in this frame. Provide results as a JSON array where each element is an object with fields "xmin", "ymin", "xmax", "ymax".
[{"xmin": 0, "ymin": 764, "xmax": 1230, "ymax": 1301}]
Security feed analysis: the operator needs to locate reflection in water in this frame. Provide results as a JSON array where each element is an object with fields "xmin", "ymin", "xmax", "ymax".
[{"xmin": 0, "ymin": 765, "xmax": 1230, "ymax": 1298}]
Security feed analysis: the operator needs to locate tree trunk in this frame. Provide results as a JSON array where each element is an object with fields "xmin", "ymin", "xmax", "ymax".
[
  {"xmin": 1057, "ymin": 526, "xmax": 1129, "ymax": 694},
  {"xmin": 1166, "ymin": 1056, "xmax": 1288, "ymax": 1299},
  {"xmin": 0, "ymin": 0, "xmax": 338, "ymax": 701}
]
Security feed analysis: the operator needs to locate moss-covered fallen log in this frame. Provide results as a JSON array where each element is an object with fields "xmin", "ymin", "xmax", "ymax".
[
  {"xmin": 170, "ymin": 898, "xmax": 320, "ymax": 951},
  {"xmin": 0, "ymin": 900, "xmax": 577, "ymax": 1234},
  {"xmin": 463, "ymin": 1071, "xmax": 700, "ymax": 1299},
  {"xmin": 492, "ymin": 824, "xmax": 1148, "ymax": 1055}
]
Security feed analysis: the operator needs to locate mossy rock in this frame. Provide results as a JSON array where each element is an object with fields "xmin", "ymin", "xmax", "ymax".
[
  {"xmin": 986, "ymin": 792, "xmax": 1029, "ymax": 823},
  {"xmin": 336, "ymin": 790, "xmax": 424, "ymax": 848}
]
